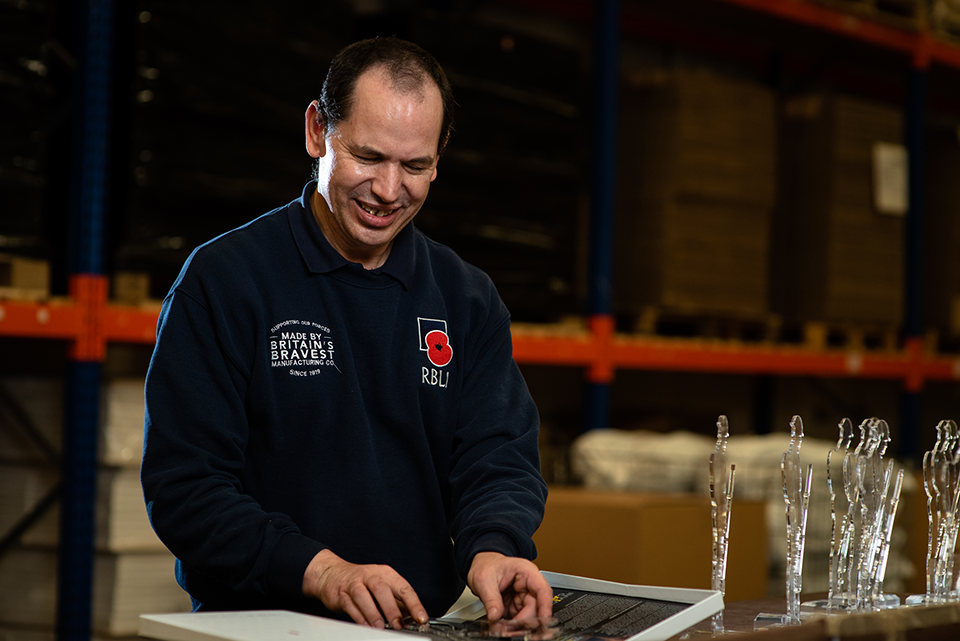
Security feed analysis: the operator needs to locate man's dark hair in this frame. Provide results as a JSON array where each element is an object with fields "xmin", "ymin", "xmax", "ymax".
[{"xmin": 320, "ymin": 37, "xmax": 455, "ymax": 153}]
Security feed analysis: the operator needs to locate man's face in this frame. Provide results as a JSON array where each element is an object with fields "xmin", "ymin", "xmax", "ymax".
[{"xmin": 306, "ymin": 67, "xmax": 443, "ymax": 268}]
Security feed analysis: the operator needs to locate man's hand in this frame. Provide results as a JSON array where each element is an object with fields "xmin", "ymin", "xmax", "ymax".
[
  {"xmin": 302, "ymin": 549, "xmax": 428, "ymax": 630},
  {"xmin": 466, "ymin": 552, "xmax": 553, "ymax": 622}
]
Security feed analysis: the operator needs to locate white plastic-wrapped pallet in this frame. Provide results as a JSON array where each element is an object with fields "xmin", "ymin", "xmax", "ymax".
[{"xmin": 571, "ymin": 429, "xmax": 715, "ymax": 493}]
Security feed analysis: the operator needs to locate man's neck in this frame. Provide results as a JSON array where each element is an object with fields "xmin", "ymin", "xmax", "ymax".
[{"xmin": 310, "ymin": 190, "xmax": 391, "ymax": 270}]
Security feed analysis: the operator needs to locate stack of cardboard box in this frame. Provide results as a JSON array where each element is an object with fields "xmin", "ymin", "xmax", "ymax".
[
  {"xmin": 929, "ymin": 0, "xmax": 960, "ymax": 43},
  {"xmin": 0, "ymin": 254, "xmax": 49, "ymax": 302},
  {"xmin": 775, "ymin": 94, "xmax": 904, "ymax": 327},
  {"xmin": 0, "ymin": 377, "xmax": 190, "ymax": 641},
  {"xmin": 924, "ymin": 124, "xmax": 960, "ymax": 342},
  {"xmin": 614, "ymin": 68, "xmax": 778, "ymax": 319}
]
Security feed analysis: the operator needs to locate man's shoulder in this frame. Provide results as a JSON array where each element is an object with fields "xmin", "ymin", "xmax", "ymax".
[
  {"xmin": 171, "ymin": 201, "xmax": 299, "ymax": 295},
  {"xmin": 412, "ymin": 227, "xmax": 492, "ymax": 288},
  {"xmin": 411, "ymin": 228, "xmax": 509, "ymax": 324},
  {"xmin": 198, "ymin": 204, "xmax": 293, "ymax": 258}
]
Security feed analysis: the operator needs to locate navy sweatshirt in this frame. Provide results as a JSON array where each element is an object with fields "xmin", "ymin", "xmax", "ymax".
[{"xmin": 141, "ymin": 182, "xmax": 547, "ymax": 618}]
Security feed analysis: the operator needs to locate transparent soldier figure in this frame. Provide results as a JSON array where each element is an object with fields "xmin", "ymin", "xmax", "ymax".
[
  {"xmin": 840, "ymin": 419, "xmax": 871, "ymax": 609},
  {"xmin": 756, "ymin": 415, "xmax": 812, "ymax": 630},
  {"xmin": 802, "ymin": 418, "xmax": 855, "ymax": 615},
  {"xmin": 709, "ymin": 415, "xmax": 735, "ymax": 635},
  {"xmin": 934, "ymin": 420, "xmax": 960, "ymax": 602},
  {"xmin": 907, "ymin": 421, "xmax": 947, "ymax": 606},
  {"xmin": 854, "ymin": 418, "xmax": 882, "ymax": 610},
  {"xmin": 869, "ymin": 419, "xmax": 904, "ymax": 610}
]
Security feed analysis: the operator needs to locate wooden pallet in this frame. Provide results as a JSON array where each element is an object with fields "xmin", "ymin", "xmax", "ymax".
[
  {"xmin": 0, "ymin": 286, "xmax": 49, "ymax": 302},
  {"xmin": 806, "ymin": 0, "xmax": 926, "ymax": 30},
  {"xmin": 0, "ymin": 254, "xmax": 49, "ymax": 301},
  {"xmin": 628, "ymin": 306, "xmax": 783, "ymax": 344},
  {"xmin": 800, "ymin": 320, "xmax": 900, "ymax": 351},
  {"xmin": 930, "ymin": 0, "xmax": 960, "ymax": 45}
]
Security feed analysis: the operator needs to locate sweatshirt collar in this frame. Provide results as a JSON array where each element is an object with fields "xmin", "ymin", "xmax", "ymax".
[{"xmin": 291, "ymin": 181, "xmax": 415, "ymax": 288}]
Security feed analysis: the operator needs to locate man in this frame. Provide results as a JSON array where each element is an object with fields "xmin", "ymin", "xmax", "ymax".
[{"xmin": 141, "ymin": 36, "xmax": 552, "ymax": 631}]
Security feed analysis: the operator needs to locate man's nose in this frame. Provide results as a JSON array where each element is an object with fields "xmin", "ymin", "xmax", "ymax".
[{"xmin": 371, "ymin": 163, "xmax": 402, "ymax": 203}]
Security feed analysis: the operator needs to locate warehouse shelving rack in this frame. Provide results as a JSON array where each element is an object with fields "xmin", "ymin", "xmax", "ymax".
[
  {"xmin": 4, "ymin": 0, "xmax": 952, "ymax": 423},
  {"xmin": 2, "ymin": 1, "xmax": 959, "ymax": 639},
  {"xmin": 2, "ymin": 294, "xmax": 958, "ymax": 393}
]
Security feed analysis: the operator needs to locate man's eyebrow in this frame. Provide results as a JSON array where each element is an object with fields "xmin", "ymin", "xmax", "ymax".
[
  {"xmin": 353, "ymin": 144, "xmax": 435, "ymax": 166},
  {"xmin": 352, "ymin": 144, "xmax": 383, "ymax": 158}
]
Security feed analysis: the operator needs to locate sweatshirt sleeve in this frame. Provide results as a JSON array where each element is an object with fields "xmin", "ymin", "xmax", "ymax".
[
  {"xmin": 141, "ymin": 274, "xmax": 323, "ymax": 602},
  {"xmin": 447, "ymin": 294, "xmax": 548, "ymax": 578}
]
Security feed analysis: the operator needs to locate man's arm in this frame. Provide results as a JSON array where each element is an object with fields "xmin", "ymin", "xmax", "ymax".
[
  {"xmin": 302, "ymin": 549, "xmax": 428, "ymax": 630},
  {"xmin": 446, "ymin": 284, "xmax": 549, "ymax": 618},
  {"xmin": 467, "ymin": 552, "xmax": 553, "ymax": 622},
  {"xmin": 143, "ymin": 283, "xmax": 322, "ymax": 604}
]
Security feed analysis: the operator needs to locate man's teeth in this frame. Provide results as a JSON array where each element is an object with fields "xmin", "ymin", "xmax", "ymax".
[{"xmin": 360, "ymin": 204, "xmax": 390, "ymax": 217}]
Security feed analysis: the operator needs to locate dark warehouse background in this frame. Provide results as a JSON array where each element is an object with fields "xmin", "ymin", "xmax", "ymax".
[
  {"xmin": 2, "ymin": 0, "xmax": 587, "ymax": 322},
  {"xmin": 6, "ymin": 0, "xmax": 960, "ymax": 635},
  {"xmin": 4, "ymin": 0, "xmax": 960, "ymax": 451}
]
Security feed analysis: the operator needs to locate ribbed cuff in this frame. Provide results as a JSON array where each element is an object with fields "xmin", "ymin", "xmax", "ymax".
[
  {"xmin": 264, "ymin": 531, "xmax": 327, "ymax": 598},
  {"xmin": 460, "ymin": 530, "xmax": 524, "ymax": 576}
]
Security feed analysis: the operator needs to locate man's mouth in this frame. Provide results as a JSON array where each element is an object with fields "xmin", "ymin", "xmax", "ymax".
[{"xmin": 359, "ymin": 202, "xmax": 393, "ymax": 218}]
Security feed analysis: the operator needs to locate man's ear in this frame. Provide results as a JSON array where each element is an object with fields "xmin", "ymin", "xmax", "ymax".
[
  {"xmin": 305, "ymin": 100, "xmax": 326, "ymax": 159},
  {"xmin": 431, "ymin": 134, "xmax": 448, "ymax": 182}
]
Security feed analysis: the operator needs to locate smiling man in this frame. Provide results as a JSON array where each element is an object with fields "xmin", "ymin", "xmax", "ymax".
[
  {"xmin": 141, "ymin": 37, "xmax": 552, "ymax": 631},
  {"xmin": 306, "ymin": 63, "xmax": 442, "ymax": 270}
]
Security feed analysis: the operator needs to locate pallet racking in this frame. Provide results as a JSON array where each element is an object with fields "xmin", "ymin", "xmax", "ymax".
[{"xmin": 3, "ymin": 1, "xmax": 960, "ymax": 638}]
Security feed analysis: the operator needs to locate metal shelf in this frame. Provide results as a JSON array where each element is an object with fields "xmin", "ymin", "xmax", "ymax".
[
  {"xmin": 508, "ymin": 0, "xmax": 960, "ymax": 71},
  {"xmin": 715, "ymin": 0, "xmax": 960, "ymax": 69},
  {"xmin": 512, "ymin": 316, "xmax": 960, "ymax": 389},
  {"xmin": 5, "ymin": 296, "xmax": 955, "ymax": 391}
]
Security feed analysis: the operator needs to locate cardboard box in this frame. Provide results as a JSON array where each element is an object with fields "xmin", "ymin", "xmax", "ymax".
[
  {"xmin": 0, "ymin": 464, "xmax": 165, "ymax": 552},
  {"xmin": 111, "ymin": 272, "xmax": 151, "ymax": 306},
  {"xmin": 924, "ymin": 125, "xmax": 960, "ymax": 337},
  {"xmin": 0, "ymin": 547, "xmax": 190, "ymax": 637},
  {"xmin": 0, "ymin": 254, "xmax": 49, "ymax": 301},
  {"xmin": 614, "ymin": 69, "xmax": 776, "ymax": 317},
  {"xmin": 0, "ymin": 377, "xmax": 146, "ymax": 468},
  {"xmin": 533, "ymin": 486, "xmax": 768, "ymax": 602},
  {"xmin": 774, "ymin": 93, "xmax": 904, "ymax": 325}
]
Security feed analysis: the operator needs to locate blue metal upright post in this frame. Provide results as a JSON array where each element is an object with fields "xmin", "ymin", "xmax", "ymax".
[
  {"xmin": 585, "ymin": 0, "xmax": 620, "ymax": 432},
  {"xmin": 57, "ymin": 1, "xmax": 113, "ymax": 640},
  {"xmin": 899, "ymin": 60, "xmax": 927, "ymax": 464}
]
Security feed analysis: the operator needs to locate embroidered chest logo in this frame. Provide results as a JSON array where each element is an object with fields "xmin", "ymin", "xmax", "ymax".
[
  {"xmin": 269, "ymin": 319, "xmax": 340, "ymax": 377},
  {"xmin": 418, "ymin": 317, "xmax": 452, "ymax": 388}
]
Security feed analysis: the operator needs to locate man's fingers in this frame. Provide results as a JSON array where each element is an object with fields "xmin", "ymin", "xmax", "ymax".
[
  {"xmin": 304, "ymin": 551, "xmax": 426, "ymax": 629},
  {"xmin": 348, "ymin": 582, "xmax": 388, "ymax": 628},
  {"xmin": 508, "ymin": 593, "xmax": 538, "ymax": 621},
  {"xmin": 529, "ymin": 573, "xmax": 555, "ymax": 619},
  {"xmin": 395, "ymin": 583, "xmax": 429, "ymax": 626},
  {"xmin": 368, "ymin": 581, "xmax": 405, "ymax": 629},
  {"xmin": 474, "ymin": 581, "xmax": 506, "ymax": 622},
  {"xmin": 467, "ymin": 552, "xmax": 554, "ymax": 623},
  {"xmin": 340, "ymin": 598, "xmax": 371, "ymax": 628}
]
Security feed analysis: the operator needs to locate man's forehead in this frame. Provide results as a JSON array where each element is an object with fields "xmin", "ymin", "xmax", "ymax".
[
  {"xmin": 339, "ymin": 66, "xmax": 443, "ymax": 151},
  {"xmin": 354, "ymin": 65, "xmax": 438, "ymax": 107}
]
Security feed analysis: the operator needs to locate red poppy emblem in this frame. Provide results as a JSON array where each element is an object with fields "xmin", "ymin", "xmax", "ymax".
[{"xmin": 425, "ymin": 330, "xmax": 453, "ymax": 367}]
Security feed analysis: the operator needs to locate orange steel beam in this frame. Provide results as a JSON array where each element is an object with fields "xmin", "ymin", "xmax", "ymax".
[
  {"xmin": 5, "ymin": 300, "xmax": 959, "ymax": 385},
  {"xmin": 716, "ymin": 0, "xmax": 920, "ymax": 54},
  {"xmin": 69, "ymin": 274, "xmax": 108, "ymax": 362},
  {"xmin": 0, "ymin": 299, "xmax": 83, "ymax": 341},
  {"xmin": 103, "ymin": 305, "xmax": 160, "ymax": 344},
  {"xmin": 511, "ymin": 325, "xmax": 597, "ymax": 366},
  {"xmin": 512, "ymin": 318, "xmax": 960, "ymax": 385},
  {"xmin": 704, "ymin": 0, "xmax": 960, "ymax": 70},
  {"xmin": 930, "ymin": 36, "xmax": 960, "ymax": 68},
  {"xmin": 505, "ymin": 0, "xmax": 960, "ymax": 71},
  {"xmin": 612, "ymin": 336, "xmax": 909, "ymax": 379}
]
